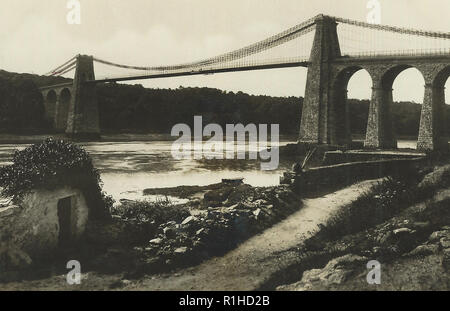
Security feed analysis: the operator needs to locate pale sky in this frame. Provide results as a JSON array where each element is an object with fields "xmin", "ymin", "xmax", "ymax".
[{"xmin": 0, "ymin": 0, "xmax": 449, "ymax": 102}]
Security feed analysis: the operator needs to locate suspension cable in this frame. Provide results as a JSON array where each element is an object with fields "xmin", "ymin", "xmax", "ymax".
[
  {"xmin": 45, "ymin": 56, "xmax": 77, "ymax": 75},
  {"xmin": 333, "ymin": 16, "xmax": 450, "ymax": 39},
  {"xmin": 92, "ymin": 18, "xmax": 316, "ymax": 72}
]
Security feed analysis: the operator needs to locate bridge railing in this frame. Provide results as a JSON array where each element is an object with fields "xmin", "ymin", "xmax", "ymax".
[{"xmin": 345, "ymin": 48, "xmax": 450, "ymax": 58}]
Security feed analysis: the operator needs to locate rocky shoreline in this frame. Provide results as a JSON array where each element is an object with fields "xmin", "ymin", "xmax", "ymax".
[{"xmin": 85, "ymin": 179, "xmax": 302, "ymax": 276}]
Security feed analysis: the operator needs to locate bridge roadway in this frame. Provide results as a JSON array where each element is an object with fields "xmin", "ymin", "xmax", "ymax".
[{"xmin": 87, "ymin": 60, "xmax": 310, "ymax": 84}]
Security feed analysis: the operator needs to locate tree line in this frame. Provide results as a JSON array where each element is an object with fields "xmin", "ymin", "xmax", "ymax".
[{"xmin": 0, "ymin": 69, "xmax": 447, "ymax": 137}]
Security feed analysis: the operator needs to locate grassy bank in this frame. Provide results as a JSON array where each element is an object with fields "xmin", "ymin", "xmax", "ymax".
[{"xmin": 271, "ymin": 163, "xmax": 450, "ymax": 291}]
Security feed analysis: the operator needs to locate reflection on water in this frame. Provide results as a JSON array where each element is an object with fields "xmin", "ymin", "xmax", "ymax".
[{"xmin": 0, "ymin": 139, "xmax": 423, "ymax": 203}]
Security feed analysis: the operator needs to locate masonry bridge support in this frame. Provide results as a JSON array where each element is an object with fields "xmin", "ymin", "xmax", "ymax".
[
  {"xmin": 40, "ymin": 55, "xmax": 100, "ymax": 139},
  {"xmin": 299, "ymin": 15, "xmax": 449, "ymax": 152}
]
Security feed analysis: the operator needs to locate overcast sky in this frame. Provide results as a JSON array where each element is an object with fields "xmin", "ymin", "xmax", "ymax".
[{"xmin": 0, "ymin": 0, "xmax": 449, "ymax": 102}]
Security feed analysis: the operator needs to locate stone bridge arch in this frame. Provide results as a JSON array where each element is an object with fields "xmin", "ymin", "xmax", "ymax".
[
  {"xmin": 330, "ymin": 65, "xmax": 374, "ymax": 145},
  {"xmin": 43, "ymin": 89, "xmax": 58, "ymax": 125},
  {"xmin": 362, "ymin": 64, "xmax": 427, "ymax": 149},
  {"xmin": 39, "ymin": 85, "xmax": 73, "ymax": 131}
]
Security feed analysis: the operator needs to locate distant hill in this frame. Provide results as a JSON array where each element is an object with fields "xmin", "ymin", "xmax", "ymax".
[{"xmin": 0, "ymin": 69, "xmax": 447, "ymax": 137}]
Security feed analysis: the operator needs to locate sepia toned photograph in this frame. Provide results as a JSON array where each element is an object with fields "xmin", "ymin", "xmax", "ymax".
[{"xmin": 0, "ymin": 0, "xmax": 449, "ymax": 296}]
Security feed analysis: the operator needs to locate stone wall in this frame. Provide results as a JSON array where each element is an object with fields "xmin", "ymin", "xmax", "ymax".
[
  {"xmin": 322, "ymin": 151, "xmax": 425, "ymax": 166},
  {"xmin": 291, "ymin": 158, "xmax": 426, "ymax": 194},
  {"xmin": 0, "ymin": 186, "xmax": 89, "ymax": 258}
]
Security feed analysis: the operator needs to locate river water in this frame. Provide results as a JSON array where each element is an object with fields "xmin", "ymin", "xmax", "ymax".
[
  {"xmin": 0, "ymin": 138, "xmax": 419, "ymax": 203},
  {"xmin": 0, "ymin": 139, "xmax": 295, "ymax": 203}
]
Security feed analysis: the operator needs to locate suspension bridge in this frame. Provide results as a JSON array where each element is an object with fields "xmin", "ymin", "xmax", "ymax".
[{"xmin": 39, "ymin": 14, "xmax": 450, "ymax": 151}]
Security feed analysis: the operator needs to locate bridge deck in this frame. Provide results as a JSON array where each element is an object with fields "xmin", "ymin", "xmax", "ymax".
[
  {"xmin": 88, "ymin": 61, "xmax": 309, "ymax": 84},
  {"xmin": 39, "ymin": 82, "xmax": 73, "ymax": 91}
]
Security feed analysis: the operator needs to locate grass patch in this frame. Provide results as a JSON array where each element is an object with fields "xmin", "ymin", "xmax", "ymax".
[{"xmin": 315, "ymin": 173, "xmax": 434, "ymax": 241}]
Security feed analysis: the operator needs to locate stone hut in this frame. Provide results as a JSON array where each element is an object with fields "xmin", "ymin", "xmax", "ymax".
[{"xmin": 0, "ymin": 185, "xmax": 89, "ymax": 260}]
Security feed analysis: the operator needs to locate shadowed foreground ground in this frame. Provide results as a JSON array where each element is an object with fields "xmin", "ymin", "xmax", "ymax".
[{"xmin": 0, "ymin": 179, "xmax": 379, "ymax": 290}]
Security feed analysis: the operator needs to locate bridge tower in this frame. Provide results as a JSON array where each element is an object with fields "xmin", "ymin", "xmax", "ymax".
[
  {"xmin": 299, "ymin": 15, "xmax": 344, "ymax": 145},
  {"xmin": 66, "ymin": 55, "xmax": 100, "ymax": 139}
]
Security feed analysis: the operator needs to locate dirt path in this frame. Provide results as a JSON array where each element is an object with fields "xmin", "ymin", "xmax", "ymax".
[{"xmin": 125, "ymin": 179, "xmax": 382, "ymax": 291}]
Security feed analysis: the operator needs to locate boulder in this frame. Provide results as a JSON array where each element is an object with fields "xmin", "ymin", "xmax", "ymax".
[
  {"xmin": 182, "ymin": 216, "xmax": 197, "ymax": 226},
  {"xmin": 418, "ymin": 165, "xmax": 450, "ymax": 191},
  {"xmin": 440, "ymin": 237, "xmax": 450, "ymax": 249},
  {"xmin": 277, "ymin": 254, "xmax": 367, "ymax": 291},
  {"xmin": 442, "ymin": 248, "xmax": 450, "ymax": 271},
  {"xmin": 393, "ymin": 228, "xmax": 415, "ymax": 235},
  {"xmin": 405, "ymin": 244, "xmax": 439, "ymax": 258},
  {"xmin": 429, "ymin": 230, "xmax": 450, "ymax": 243},
  {"xmin": 149, "ymin": 238, "xmax": 163, "ymax": 245},
  {"xmin": 174, "ymin": 247, "xmax": 188, "ymax": 254}
]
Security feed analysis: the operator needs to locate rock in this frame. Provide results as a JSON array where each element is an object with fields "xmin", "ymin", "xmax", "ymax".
[
  {"xmin": 252, "ymin": 199, "xmax": 267, "ymax": 208},
  {"xmin": 393, "ymin": 228, "xmax": 414, "ymax": 235},
  {"xmin": 376, "ymin": 231, "xmax": 393, "ymax": 245},
  {"xmin": 0, "ymin": 205, "xmax": 18, "ymax": 218},
  {"xmin": 150, "ymin": 238, "xmax": 163, "ymax": 245},
  {"xmin": 174, "ymin": 247, "xmax": 188, "ymax": 254},
  {"xmin": 418, "ymin": 165, "xmax": 450, "ymax": 191},
  {"xmin": 442, "ymin": 248, "xmax": 450, "ymax": 271},
  {"xmin": 277, "ymin": 254, "xmax": 367, "ymax": 291},
  {"xmin": 429, "ymin": 230, "xmax": 450, "ymax": 243},
  {"xmin": 182, "ymin": 216, "xmax": 197, "ymax": 225},
  {"xmin": 253, "ymin": 208, "xmax": 262, "ymax": 217},
  {"xmin": 121, "ymin": 279, "xmax": 132, "ymax": 286},
  {"xmin": 163, "ymin": 227, "xmax": 176, "ymax": 239},
  {"xmin": 440, "ymin": 238, "xmax": 450, "ymax": 249},
  {"xmin": 405, "ymin": 244, "xmax": 439, "ymax": 257}
]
